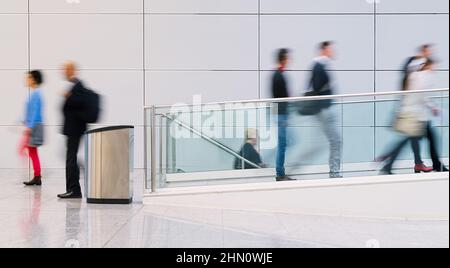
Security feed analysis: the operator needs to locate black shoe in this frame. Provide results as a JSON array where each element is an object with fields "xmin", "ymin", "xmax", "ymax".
[
  {"xmin": 57, "ymin": 192, "xmax": 82, "ymax": 199},
  {"xmin": 379, "ymin": 169, "xmax": 393, "ymax": 175},
  {"xmin": 433, "ymin": 165, "xmax": 449, "ymax": 172},
  {"xmin": 276, "ymin": 176, "xmax": 296, "ymax": 182},
  {"xmin": 23, "ymin": 176, "xmax": 42, "ymax": 186}
]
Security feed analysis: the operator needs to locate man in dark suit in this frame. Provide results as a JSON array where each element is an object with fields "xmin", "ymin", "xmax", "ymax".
[{"xmin": 58, "ymin": 61, "xmax": 87, "ymax": 199}]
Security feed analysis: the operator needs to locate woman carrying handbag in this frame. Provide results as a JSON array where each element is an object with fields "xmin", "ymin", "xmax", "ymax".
[{"xmin": 379, "ymin": 59, "xmax": 441, "ymax": 175}]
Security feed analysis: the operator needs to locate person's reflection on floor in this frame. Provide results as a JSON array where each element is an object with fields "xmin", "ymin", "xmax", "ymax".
[
  {"xmin": 64, "ymin": 200, "xmax": 82, "ymax": 248},
  {"xmin": 19, "ymin": 187, "xmax": 45, "ymax": 247}
]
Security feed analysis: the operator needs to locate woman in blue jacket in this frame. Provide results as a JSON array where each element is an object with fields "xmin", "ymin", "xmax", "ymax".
[{"xmin": 23, "ymin": 70, "xmax": 44, "ymax": 186}]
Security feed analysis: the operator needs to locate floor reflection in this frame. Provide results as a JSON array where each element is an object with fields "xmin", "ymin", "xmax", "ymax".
[
  {"xmin": 0, "ymin": 175, "xmax": 448, "ymax": 248},
  {"xmin": 64, "ymin": 200, "xmax": 82, "ymax": 248},
  {"xmin": 19, "ymin": 187, "xmax": 45, "ymax": 247}
]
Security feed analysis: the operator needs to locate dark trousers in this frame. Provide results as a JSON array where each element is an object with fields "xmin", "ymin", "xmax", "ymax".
[
  {"xmin": 417, "ymin": 121, "xmax": 444, "ymax": 169},
  {"xmin": 384, "ymin": 121, "xmax": 443, "ymax": 172},
  {"xmin": 66, "ymin": 135, "xmax": 82, "ymax": 194},
  {"xmin": 410, "ymin": 138, "xmax": 423, "ymax": 165},
  {"xmin": 382, "ymin": 137, "xmax": 422, "ymax": 173}
]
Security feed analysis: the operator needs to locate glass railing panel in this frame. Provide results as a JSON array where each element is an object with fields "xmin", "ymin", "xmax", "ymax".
[
  {"xmin": 442, "ymin": 93, "xmax": 449, "ymax": 126},
  {"xmin": 164, "ymin": 105, "xmax": 271, "ymax": 174},
  {"xmin": 375, "ymin": 92, "xmax": 449, "ymax": 163},
  {"xmin": 443, "ymin": 127, "xmax": 449, "ymax": 158},
  {"xmin": 438, "ymin": 92, "xmax": 449, "ymax": 158},
  {"xmin": 341, "ymin": 96, "xmax": 376, "ymax": 165},
  {"xmin": 145, "ymin": 89, "xmax": 449, "ymax": 191}
]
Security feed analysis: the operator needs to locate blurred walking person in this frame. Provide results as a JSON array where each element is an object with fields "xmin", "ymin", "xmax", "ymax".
[
  {"xmin": 307, "ymin": 41, "xmax": 342, "ymax": 178},
  {"xmin": 407, "ymin": 58, "xmax": 448, "ymax": 172},
  {"xmin": 377, "ymin": 46, "xmax": 434, "ymax": 173},
  {"xmin": 272, "ymin": 49, "xmax": 295, "ymax": 181},
  {"xmin": 22, "ymin": 71, "xmax": 45, "ymax": 186},
  {"xmin": 401, "ymin": 44, "xmax": 433, "ymax": 91},
  {"xmin": 58, "ymin": 62, "xmax": 87, "ymax": 199},
  {"xmin": 380, "ymin": 59, "xmax": 445, "ymax": 174},
  {"xmin": 379, "ymin": 45, "xmax": 448, "ymax": 173},
  {"xmin": 402, "ymin": 45, "xmax": 448, "ymax": 172},
  {"xmin": 402, "ymin": 45, "xmax": 435, "ymax": 172}
]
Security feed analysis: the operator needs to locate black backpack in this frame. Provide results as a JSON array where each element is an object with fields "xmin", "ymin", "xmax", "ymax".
[{"xmin": 80, "ymin": 87, "xmax": 101, "ymax": 124}]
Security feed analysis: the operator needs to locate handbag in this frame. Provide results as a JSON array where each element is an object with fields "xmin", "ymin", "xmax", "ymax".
[
  {"xmin": 29, "ymin": 124, "xmax": 44, "ymax": 147},
  {"xmin": 297, "ymin": 91, "xmax": 324, "ymax": 116},
  {"xmin": 298, "ymin": 79, "xmax": 331, "ymax": 116},
  {"xmin": 393, "ymin": 112, "xmax": 426, "ymax": 137}
]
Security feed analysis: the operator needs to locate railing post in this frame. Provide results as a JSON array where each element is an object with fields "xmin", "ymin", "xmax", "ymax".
[
  {"xmin": 159, "ymin": 115, "xmax": 164, "ymax": 187},
  {"xmin": 143, "ymin": 108, "xmax": 148, "ymax": 191},
  {"xmin": 171, "ymin": 129, "xmax": 177, "ymax": 174},
  {"xmin": 150, "ymin": 105, "xmax": 157, "ymax": 192}
]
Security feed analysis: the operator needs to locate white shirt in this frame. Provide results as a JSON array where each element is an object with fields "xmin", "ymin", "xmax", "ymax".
[{"xmin": 401, "ymin": 71, "xmax": 436, "ymax": 122}]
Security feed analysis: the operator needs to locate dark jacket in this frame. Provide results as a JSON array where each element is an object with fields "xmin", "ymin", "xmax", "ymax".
[
  {"xmin": 234, "ymin": 143, "xmax": 262, "ymax": 169},
  {"xmin": 310, "ymin": 61, "xmax": 333, "ymax": 109},
  {"xmin": 401, "ymin": 56, "xmax": 419, "ymax": 90},
  {"xmin": 271, "ymin": 69, "xmax": 290, "ymax": 115},
  {"xmin": 63, "ymin": 80, "xmax": 87, "ymax": 137}
]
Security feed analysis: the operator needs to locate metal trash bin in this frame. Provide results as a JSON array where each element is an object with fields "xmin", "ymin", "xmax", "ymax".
[{"xmin": 85, "ymin": 126, "xmax": 134, "ymax": 204}]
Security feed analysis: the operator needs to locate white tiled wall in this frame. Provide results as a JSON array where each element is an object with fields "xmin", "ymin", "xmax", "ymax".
[
  {"xmin": 0, "ymin": 0, "xmax": 28, "ymax": 14},
  {"xmin": 260, "ymin": 15, "xmax": 375, "ymax": 70},
  {"xmin": 0, "ymin": 0, "xmax": 448, "ymax": 171},
  {"xmin": 376, "ymin": 15, "xmax": 450, "ymax": 70},
  {"xmin": 145, "ymin": 15, "xmax": 258, "ymax": 70},
  {"xmin": 29, "ymin": 0, "xmax": 143, "ymax": 13},
  {"xmin": 260, "ymin": 0, "xmax": 374, "ymax": 13},
  {"xmin": 376, "ymin": 0, "xmax": 449, "ymax": 13},
  {"xmin": 146, "ymin": 71, "xmax": 259, "ymax": 105},
  {"xmin": 145, "ymin": 0, "xmax": 258, "ymax": 14},
  {"xmin": 0, "ymin": 71, "xmax": 29, "ymax": 126},
  {"xmin": 30, "ymin": 14, "xmax": 143, "ymax": 70},
  {"xmin": 0, "ymin": 15, "xmax": 28, "ymax": 69}
]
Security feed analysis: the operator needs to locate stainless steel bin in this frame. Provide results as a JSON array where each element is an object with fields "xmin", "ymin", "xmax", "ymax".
[{"xmin": 85, "ymin": 126, "xmax": 134, "ymax": 204}]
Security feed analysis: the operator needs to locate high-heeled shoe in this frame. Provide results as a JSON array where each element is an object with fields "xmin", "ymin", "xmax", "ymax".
[{"xmin": 23, "ymin": 176, "xmax": 42, "ymax": 186}]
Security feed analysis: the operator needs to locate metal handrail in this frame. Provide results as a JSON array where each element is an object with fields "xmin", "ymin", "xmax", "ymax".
[
  {"xmin": 144, "ymin": 87, "xmax": 449, "ymax": 192},
  {"xmin": 160, "ymin": 113, "xmax": 261, "ymax": 169},
  {"xmin": 146, "ymin": 95, "xmax": 449, "ymax": 115},
  {"xmin": 144, "ymin": 88, "xmax": 449, "ymax": 110}
]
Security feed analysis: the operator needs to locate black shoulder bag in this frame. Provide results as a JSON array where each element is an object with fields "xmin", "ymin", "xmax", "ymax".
[{"xmin": 298, "ymin": 79, "xmax": 330, "ymax": 116}]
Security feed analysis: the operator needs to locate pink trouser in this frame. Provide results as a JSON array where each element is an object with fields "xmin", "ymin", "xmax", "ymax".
[{"xmin": 27, "ymin": 146, "xmax": 41, "ymax": 177}]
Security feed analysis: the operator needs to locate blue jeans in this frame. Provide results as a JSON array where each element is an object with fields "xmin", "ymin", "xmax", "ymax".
[{"xmin": 276, "ymin": 114, "xmax": 288, "ymax": 177}]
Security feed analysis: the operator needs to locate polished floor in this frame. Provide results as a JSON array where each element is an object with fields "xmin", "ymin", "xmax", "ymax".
[{"xmin": 0, "ymin": 173, "xmax": 448, "ymax": 248}]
